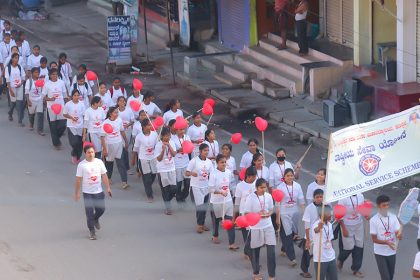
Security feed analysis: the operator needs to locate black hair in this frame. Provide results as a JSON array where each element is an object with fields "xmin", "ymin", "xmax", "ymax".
[
  {"xmin": 33, "ymin": 45, "xmax": 40, "ymax": 50},
  {"xmin": 31, "ymin": 67, "xmax": 40, "ymax": 74},
  {"xmin": 199, "ymin": 143, "xmax": 209, "ymax": 152},
  {"xmin": 276, "ymin": 147, "xmax": 287, "ymax": 155},
  {"xmin": 59, "ymin": 53, "xmax": 67, "ymax": 59},
  {"xmin": 284, "ymin": 168, "xmax": 294, "ymax": 177},
  {"xmin": 248, "ymin": 138, "xmax": 259, "ymax": 146},
  {"xmin": 113, "ymin": 77, "xmax": 121, "ymax": 82},
  {"xmin": 192, "ymin": 111, "xmax": 201, "ymax": 119},
  {"xmin": 376, "ymin": 195, "xmax": 390, "ymax": 205},
  {"xmin": 318, "ymin": 168, "xmax": 327, "ymax": 175},
  {"xmin": 216, "ymin": 154, "xmax": 226, "ymax": 163},
  {"xmin": 313, "ymin": 189, "xmax": 324, "ymax": 198},
  {"xmin": 251, "ymin": 153, "xmax": 263, "ymax": 166},
  {"xmin": 222, "ymin": 143, "xmax": 232, "ymax": 152},
  {"xmin": 10, "ymin": 29, "xmax": 17, "ymax": 36},
  {"xmin": 205, "ymin": 129, "xmax": 214, "ymax": 141},
  {"xmin": 160, "ymin": 127, "xmax": 171, "ymax": 138},
  {"xmin": 18, "ymin": 30, "xmax": 25, "ymax": 36},
  {"xmin": 256, "ymin": 178, "xmax": 267, "ymax": 188},
  {"xmin": 3, "ymin": 20, "xmax": 11, "ymax": 26},
  {"xmin": 83, "ymin": 144, "xmax": 95, "ymax": 153},
  {"xmin": 245, "ymin": 166, "xmax": 257, "ymax": 178},
  {"xmin": 99, "ymin": 82, "xmax": 106, "ymax": 87},
  {"xmin": 10, "ymin": 45, "xmax": 18, "ymax": 51},
  {"xmin": 78, "ymin": 64, "xmax": 87, "ymax": 71},
  {"xmin": 91, "ymin": 96, "xmax": 101, "ymax": 106},
  {"xmin": 164, "ymin": 99, "xmax": 178, "ymax": 113},
  {"xmin": 138, "ymin": 109, "xmax": 145, "ymax": 117},
  {"xmin": 141, "ymin": 118, "xmax": 150, "ymax": 128},
  {"xmin": 318, "ymin": 204, "xmax": 332, "ymax": 217},
  {"xmin": 49, "ymin": 61, "xmax": 57, "ymax": 67},
  {"xmin": 71, "ymin": 89, "xmax": 80, "ymax": 97},
  {"xmin": 3, "ymin": 33, "xmax": 10, "ymax": 38},
  {"xmin": 106, "ymin": 106, "xmax": 118, "ymax": 119},
  {"xmin": 49, "ymin": 68, "xmax": 58, "ymax": 75},
  {"xmin": 116, "ymin": 96, "xmax": 126, "ymax": 104},
  {"xmin": 143, "ymin": 91, "xmax": 154, "ymax": 100},
  {"xmin": 168, "ymin": 119, "xmax": 176, "ymax": 128},
  {"xmin": 76, "ymin": 73, "xmax": 85, "ymax": 81},
  {"xmin": 40, "ymin": 57, "xmax": 47, "ymax": 64}
]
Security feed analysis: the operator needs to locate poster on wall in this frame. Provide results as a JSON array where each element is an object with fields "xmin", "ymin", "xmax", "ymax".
[
  {"xmin": 123, "ymin": 0, "xmax": 139, "ymax": 44},
  {"xmin": 107, "ymin": 16, "xmax": 132, "ymax": 63},
  {"xmin": 178, "ymin": 0, "xmax": 190, "ymax": 47}
]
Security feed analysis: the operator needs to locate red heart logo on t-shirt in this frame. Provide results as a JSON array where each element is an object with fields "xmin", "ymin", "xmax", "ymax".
[
  {"xmin": 95, "ymin": 122, "xmax": 101, "ymax": 126},
  {"xmin": 90, "ymin": 176, "xmax": 97, "ymax": 181}
]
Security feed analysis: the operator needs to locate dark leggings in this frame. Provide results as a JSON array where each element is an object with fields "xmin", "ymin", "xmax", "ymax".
[
  {"xmin": 138, "ymin": 160, "xmax": 156, "ymax": 199},
  {"xmin": 280, "ymin": 220, "xmax": 296, "ymax": 261},
  {"xmin": 176, "ymin": 178, "xmax": 190, "ymax": 202},
  {"xmin": 251, "ymin": 245, "xmax": 276, "ymax": 278},
  {"xmin": 241, "ymin": 228, "xmax": 251, "ymax": 258},
  {"xmin": 105, "ymin": 157, "xmax": 128, "ymax": 183},
  {"xmin": 68, "ymin": 128, "xmax": 83, "ymax": 160},
  {"xmin": 210, "ymin": 211, "xmax": 235, "ymax": 245}
]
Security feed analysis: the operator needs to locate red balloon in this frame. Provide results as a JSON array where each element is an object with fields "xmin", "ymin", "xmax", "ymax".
[
  {"xmin": 239, "ymin": 168, "xmax": 247, "ymax": 181},
  {"xmin": 245, "ymin": 213, "xmax": 261, "ymax": 226},
  {"xmin": 231, "ymin": 133, "xmax": 242, "ymax": 144},
  {"xmin": 235, "ymin": 215, "xmax": 249, "ymax": 228},
  {"xmin": 103, "ymin": 123, "xmax": 114, "ymax": 134},
  {"xmin": 333, "ymin": 204, "xmax": 348, "ymax": 220},
  {"xmin": 357, "ymin": 202, "xmax": 373, "ymax": 217},
  {"xmin": 174, "ymin": 116, "xmax": 188, "ymax": 130},
  {"xmin": 181, "ymin": 140, "xmax": 194, "ymax": 154},
  {"xmin": 35, "ymin": 79, "xmax": 45, "ymax": 88},
  {"xmin": 255, "ymin": 117, "xmax": 268, "ymax": 132},
  {"xmin": 153, "ymin": 116, "xmax": 164, "ymax": 128},
  {"xmin": 204, "ymin": 98, "xmax": 216, "ymax": 107},
  {"xmin": 133, "ymin": 79, "xmax": 143, "ymax": 91},
  {"xmin": 222, "ymin": 220, "xmax": 234, "ymax": 231},
  {"xmin": 272, "ymin": 189, "xmax": 285, "ymax": 203},
  {"xmin": 86, "ymin": 70, "xmax": 97, "ymax": 81},
  {"xmin": 202, "ymin": 103, "xmax": 213, "ymax": 116},
  {"xmin": 51, "ymin": 103, "xmax": 62, "ymax": 115},
  {"xmin": 129, "ymin": 100, "xmax": 141, "ymax": 112}
]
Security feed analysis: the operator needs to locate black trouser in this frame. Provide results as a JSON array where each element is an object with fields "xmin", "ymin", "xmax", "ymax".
[
  {"xmin": 176, "ymin": 178, "xmax": 190, "ymax": 202},
  {"xmin": 314, "ymin": 260, "xmax": 338, "ymax": 280},
  {"xmin": 28, "ymin": 111, "xmax": 44, "ymax": 132},
  {"xmin": 191, "ymin": 190, "xmax": 209, "ymax": 226},
  {"xmin": 47, "ymin": 112, "xmax": 66, "ymax": 147},
  {"xmin": 417, "ymin": 239, "xmax": 420, "ymax": 250},
  {"xmin": 210, "ymin": 211, "xmax": 235, "ymax": 245},
  {"xmin": 158, "ymin": 174, "xmax": 177, "ymax": 211},
  {"xmin": 241, "ymin": 228, "xmax": 251, "ymax": 259},
  {"xmin": 16, "ymin": 100, "xmax": 25, "ymax": 124},
  {"xmin": 83, "ymin": 192, "xmax": 105, "ymax": 231},
  {"xmin": 112, "ymin": 2, "xmax": 124, "ymax": 15},
  {"xmin": 338, "ymin": 245, "xmax": 364, "ymax": 272},
  {"xmin": 8, "ymin": 101, "xmax": 16, "ymax": 116},
  {"xmin": 251, "ymin": 245, "xmax": 276, "ymax": 278},
  {"xmin": 138, "ymin": 160, "xmax": 156, "ymax": 199},
  {"xmin": 271, "ymin": 212, "xmax": 278, "ymax": 232},
  {"xmin": 296, "ymin": 19, "xmax": 308, "ymax": 54},
  {"xmin": 68, "ymin": 128, "xmax": 83, "ymax": 160},
  {"xmin": 374, "ymin": 254, "xmax": 396, "ymax": 280},
  {"xmin": 105, "ymin": 157, "xmax": 128, "ymax": 183},
  {"xmin": 122, "ymin": 148, "xmax": 129, "ymax": 171},
  {"xmin": 280, "ymin": 220, "xmax": 296, "ymax": 261},
  {"xmin": 300, "ymin": 238, "xmax": 312, "ymax": 273}
]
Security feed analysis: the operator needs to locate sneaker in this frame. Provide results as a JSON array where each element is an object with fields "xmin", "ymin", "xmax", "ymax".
[
  {"xmin": 147, "ymin": 197, "xmax": 154, "ymax": 203},
  {"xmin": 202, "ymin": 225, "xmax": 210, "ymax": 231},
  {"xmin": 89, "ymin": 230, "xmax": 97, "ymax": 240},
  {"xmin": 38, "ymin": 131, "xmax": 46, "ymax": 136},
  {"xmin": 290, "ymin": 260, "xmax": 297, "ymax": 267},
  {"xmin": 121, "ymin": 182, "xmax": 129, "ymax": 189},
  {"xmin": 8, "ymin": 114, "xmax": 13, "ymax": 121},
  {"xmin": 94, "ymin": 220, "xmax": 101, "ymax": 230},
  {"xmin": 164, "ymin": 209, "xmax": 173, "ymax": 215},
  {"xmin": 196, "ymin": 225, "xmax": 204, "ymax": 234},
  {"xmin": 71, "ymin": 156, "xmax": 78, "ymax": 165}
]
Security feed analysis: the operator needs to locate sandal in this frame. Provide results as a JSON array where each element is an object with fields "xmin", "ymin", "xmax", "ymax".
[
  {"xmin": 300, "ymin": 272, "xmax": 312, "ymax": 278},
  {"xmin": 252, "ymin": 274, "xmax": 263, "ymax": 280},
  {"xmin": 228, "ymin": 245, "xmax": 240, "ymax": 251},
  {"xmin": 353, "ymin": 271, "xmax": 365, "ymax": 278},
  {"xmin": 212, "ymin": 237, "xmax": 220, "ymax": 244}
]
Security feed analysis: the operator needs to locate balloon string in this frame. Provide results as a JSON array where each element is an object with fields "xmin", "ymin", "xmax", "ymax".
[{"xmin": 207, "ymin": 113, "xmax": 213, "ymax": 126}]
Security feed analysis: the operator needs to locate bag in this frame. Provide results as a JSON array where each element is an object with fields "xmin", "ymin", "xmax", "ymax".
[
  {"xmin": 8, "ymin": 64, "xmax": 22, "ymax": 77},
  {"xmin": 73, "ymin": 82, "xmax": 89, "ymax": 91},
  {"xmin": 109, "ymin": 86, "xmax": 125, "ymax": 98}
]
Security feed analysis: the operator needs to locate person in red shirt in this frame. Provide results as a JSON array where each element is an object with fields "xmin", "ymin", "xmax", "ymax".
[{"xmin": 275, "ymin": 0, "xmax": 289, "ymax": 50}]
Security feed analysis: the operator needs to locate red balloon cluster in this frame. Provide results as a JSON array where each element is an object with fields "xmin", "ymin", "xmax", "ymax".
[
  {"xmin": 222, "ymin": 219, "xmax": 234, "ymax": 231},
  {"xmin": 174, "ymin": 116, "xmax": 188, "ymax": 130},
  {"xmin": 35, "ymin": 79, "xmax": 45, "ymax": 88},
  {"xmin": 129, "ymin": 100, "xmax": 141, "ymax": 112},
  {"xmin": 51, "ymin": 103, "xmax": 62, "ymax": 115},
  {"xmin": 245, "ymin": 213, "xmax": 261, "ymax": 226},
  {"xmin": 235, "ymin": 216, "xmax": 249, "ymax": 228},
  {"xmin": 103, "ymin": 123, "xmax": 114, "ymax": 134},
  {"xmin": 202, "ymin": 103, "xmax": 213, "ymax": 116},
  {"xmin": 153, "ymin": 116, "xmax": 164, "ymax": 128},
  {"xmin": 357, "ymin": 201, "xmax": 374, "ymax": 218},
  {"xmin": 204, "ymin": 98, "xmax": 216, "ymax": 107},
  {"xmin": 272, "ymin": 189, "xmax": 285, "ymax": 202},
  {"xmin": 133, "ymin": 79, "xmax": 143, "ymax": 91},
  {"xmin": 333, "ymin": 204, "xmax": 347, "ymax": 220},
  {"xmin": 231, "ymin": 133, "xmax": 242, "ymax": 144},
  {"xmin": 239, "ymin": 168, "xmax": 247, "ymax": 181},
  {"xmin": 86, "ymin": 70, "xmax": 97, "ymax": 81},
  {"xmin": 182, "ymin": 140, "xmax": 194, "ymax": 154},
  {"xmin": 255, "ymin": 117, "xmax": 268, "ymax": 132}
]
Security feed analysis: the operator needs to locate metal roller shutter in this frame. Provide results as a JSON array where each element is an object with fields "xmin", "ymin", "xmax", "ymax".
[
  {"xmin": 417, "ymin": 0, "xmax": 420, "ymax": 81},
  {"xmin": 326, "ymin": 0, "xmax": 353, "ymax": 48},
  {"xmin": 219, "ymin": 0, "xmax": 250, "ymax": 50},
  {"xmin": 342, "ymin": 0, "xmax": 354, "ymax": 47}
]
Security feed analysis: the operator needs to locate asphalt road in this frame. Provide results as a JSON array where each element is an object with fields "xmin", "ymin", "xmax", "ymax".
[{"xmin": 0, "ymin": 3, "xmax": 419, "ymax": 280}]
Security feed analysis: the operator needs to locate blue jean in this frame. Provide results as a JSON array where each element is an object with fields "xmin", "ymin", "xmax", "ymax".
[{"xmin": 83, "ymin": 192, "xmax": 105, "ymax": 231}]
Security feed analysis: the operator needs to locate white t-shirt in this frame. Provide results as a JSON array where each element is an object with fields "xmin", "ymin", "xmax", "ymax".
[
  {"xmin": 413, "ymin": 252, "xmax": 420, "ymax": 271},
  {"xmin": 154, "ymin": 140, "xmax": 176, "ymax": 173},
  {"xmin": 204, "ymin": 140, "xmax": 219, "ymax": 160},
  {"xmin": 72, "ymin": 74, "xmax": 95, "ymax": 88},
  {"xmin": 107, "ymin": 86, "xmax": 127, "ymax": 104},
  {"xmin": 84, "ymin": 107, "xmax": 106, "ymax": 133},
  {"xmin": 171, "ymin": 134, "xmax": 191, "ymax": 169},
  {"xmin": 25, "ymin": 79, "xmax": 42, "ymax": 102},
  {"xmin": 338, "ymin": 194, "xmax": 365, "ymax": 226},
  {"xmin": 186, "ymin": 156, "xmax": 213, "ymax": 188},
  {"xmin": 302, "ymin": 203, "xmax": 321, "ymax": 240},
  {"xmin": 132, "ymin": 121, "xmax": 143, "ymax": 139},
  {"xmin": 4, "ymin": 55, "xmax": 26, "ymax": 70},
  {"xmin": 26, "ymin": 54, "xmax": 43, "ymax": 70},
  {"xmin": 142, "ymin": 102, "xmax": 162, "ymax": 117},
  {"xmin": 277, "ymin": 181, "xmax": 305, "ymax": 214},
  {"xmin": 72, "ymin": 82, "xmax": 93, "ymax": 109},
  {"xmin": 312, "ymin": 220, "xmax": 335, "ymax": 262},
  {"xmin": 235, "ymin": 180, "xmax": 256, "ymax": 214},
  {"xmin": 226, "ymin": 156, "xmax": 237, "ymax": 175},
  {"xmin": 127, "ymin": 95, "xmax": 144, "ymax": 114},
  {"xmin": 418, "ymin": 204, "xmax": 420, "ymax": 239},
  {"xmin": 76, "ymin": 158, "xmax": 107, "ymax": 194},
  {"xmin": 102, "ymin": 118, "xmax": 124, "ymax": 144},
  {"xmin": 306, "ymin": 181, "xmax": 325, "ymax": 203},
  {"xmin": 5, "ymin": 64, "xmax": 25, "ymax": 88},
  {"xmin": 256, "ymin": 166, "xmax": 270, "ymax": 181},
  {"xmin": 163, "ymin": 109, "xmax": 183, "ymax": 126},
  {"xmin": 370, "ymin": 213, "xmax": 400, "ymax": 256},
  {"xmin": 187, "ymin": 124, "xmax": 207, "ymax": 154},
  {"xmin": 60, "ymin": 62, "xmax": 72, "ymax": 81},
  {"xmin": 39, "ymin": 66, "xmax": 49, "ymax": 80},
  {"xmin": 0, "ymin": 41, "xmax": 16, "ymax": 60},
  {"xmin": 133, "ymin": 131, "xmax": 158, "ymax": 160},
  {"xmin": 95, "ymin": 93, "xmax": 114, "ymax": 113},
  {"xmin": 118, "ymin": 107, "xmax": 135, "ymax": 132},
  {"xmin": 42, "ymin": 79, "xmax": 67, "ymax": 109},
  {"xmin": 208, "ymin": 169, "xmax": 233, "ymax": 204},
  {"xmin": 63, "ymin": 101, "xmax": 85, "ymax": 128},
  {"xmin": 240, "ymin": 151, "xmax": 254, "ymax": 169},
  {"xmin": 269, "ymin": 161, "xmax": 294, "ymax": 188},
  {"xmin": 244, "ymin": 192, "xmax": 274, "ymax": 230}
]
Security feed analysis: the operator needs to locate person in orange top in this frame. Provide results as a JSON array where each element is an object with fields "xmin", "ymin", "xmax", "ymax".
[{"xmin": 275, "ymin": 0, "xmax": 289, "ymax": 50}]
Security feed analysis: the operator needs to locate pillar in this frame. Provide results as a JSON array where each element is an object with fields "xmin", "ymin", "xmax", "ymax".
[{"xmin": 353, "ymin": 0, "xmax": 372, "ymax": 66}]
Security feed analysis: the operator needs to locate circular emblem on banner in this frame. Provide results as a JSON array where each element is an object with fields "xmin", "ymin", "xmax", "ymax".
[{"xmin": 359, "ymin": 154, "xmax": 381, "ymax": 176}]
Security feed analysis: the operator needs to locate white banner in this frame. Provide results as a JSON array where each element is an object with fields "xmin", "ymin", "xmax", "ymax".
[
  {"xmin": 178, "ymin": 0, "xmax": 190, "ymax": 47},
  {"xmin": 325, "ymin": 105, "xmax": 420, "ymax": 203}
]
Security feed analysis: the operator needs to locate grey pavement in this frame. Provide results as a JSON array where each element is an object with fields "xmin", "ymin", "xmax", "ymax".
[{"xmin": 0, "ymin": 2, "xmax": 419, "ymax": 280}]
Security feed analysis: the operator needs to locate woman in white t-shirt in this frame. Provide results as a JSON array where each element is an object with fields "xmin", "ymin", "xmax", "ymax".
[
  {"xmin": 127, "ymin": 87, "xmax": 143, "ymax": 115},
  {"xmin": 25, "ymin": 67, "xmax": 45, "ymax": 135},
  {"xmin": 186, "ymin": 143, "xmax": 213, "ymax": 233},
  {"xmin": 117, "ymin": 96, "xmax": 135, "ymax": 174},
  {"xmin": 251, "ymin": 153, "xmax": 270, "ymax": 182},
  {"xmin": 131, "ymin": 118, "xmax": 159, "ymax": 202},
  {"xmin": 95, "ymin": 82, "xmax": 114, "ymax": 113},
  {"xmin": 172, "ymin": 127, "xmax": 191, "ymax": 203},
  {"xmin": 269, "ymin": 148, "xmax": 301, "ymax": 188},
  {"xmin": 204, "ymin": 129, "xmax": 219, "ymax": 167},
  {"xmin": 63, "ymin": 89, "xmax": 86, "ymax": 164},
  {"xmin": 306, "ymin": 168, "xmax": 326, "ymax": 204},
  {"xmin": 100, "ymin": 106, "xmax": 129, "ymax": 189},
  {"xmin": 244, "ymin": 178, "xmax": 276, "ymax": 280},
  {"xmin": 276, "ymin": 168, "xmax": 305, "ymax": 266},
  {"xmin": 163, "ymin": 98, "xmax": 183, "ymax": 126},
  {"xmin": 142, "ymin": 91, "xmax": 162, "ymax": 117},
  {"xmin": 132, "ymin": 110, "xmax": 147, "ymax": 140},
  {"xmin": 5, "ymin": 53, "xmax": 26, "ymax": 125},
  {"xmin": 208, "ymin": 154, "xmax": 237, "ymax": 249},
  {"xmin": 154, "ymin": 127, "xmax": 177, "ymax": 215},
  {"xmin": 83, "ymin": 96, "xmax": 106, "ymax": 159},
  {"xmin": 240, "ymin": 138, "xmax": 260, "ymax": 169},
  {"xmin": 222, "ymin": 143, "xmax": 238, "ymax": 192},
  {"xmin": 75, "ymin": 144, "xmax": 112, "ymax": 240},
  {"xmin": 234, "ymin": 166, "xmax": 257, "ymax": 260},
  {"xmin": 187, "ymin": 112, "xmax": 207, "ymax": 157},
  {"xmin": 58, "ymin": 52, "xmax": 72, "ymax": 85}
]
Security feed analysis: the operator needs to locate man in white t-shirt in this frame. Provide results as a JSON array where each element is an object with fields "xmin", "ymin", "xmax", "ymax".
[
  {"xmin": 72, "ymin": 73, "xmax": 93, "ymax": 109},
  {"xmin": 370, "ymin": 195, "xmax": 402, "ymax": 280},
  {"xmin": 413, "ymin": 252, "xmax": 420, "ymax": 278},
  {"xmin": 0, "ymin": 33, "xmax": 16, "ymax": 62},
  {"xmin": 75, "ymin": 144, "xmax": 111, "ymax": 240},
  {"xmin": 26, "ymin": 45, "xmax": 43, "ymax": 72},
  {"xmin": 25, "ymin": 67, "xmax": 45, "ymax": 135},
  {"xmin": 107, "ymin": 77, "xmax": 126, "ymax": 104}
]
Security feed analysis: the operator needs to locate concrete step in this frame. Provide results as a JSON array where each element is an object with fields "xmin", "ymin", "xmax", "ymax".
[
  {"xmin": 224, "ymin": 64, "xmax": 257, "ymax": 82},
  {"xmin": 267, "ymin": 33, "xmax": 345, "ymax": 66},
  {"xmin": 244, "ymin": 46, "xmax": 302, "ymax": 79},
  {"xmin": 235, "ymin": 54, "xmax": 302, "ymax": 95},
  {"xmin": 259, "ymin": 38, "xmax": 319, "ymax": 65},
  {"xmin": 305, "ymin": 101, "xmax": 324, "ymax": 118},
  {"xmin": 214, "ymin": 72, "xmax": 248, "ymax": 87},
  {"xmin": 204, "ymin": 41, "xmax": 234, "ymax": 54},
  {"xmin": 198, "ymin": 57, "xmax": 224, "ymax": 73},
  {"xmin": 252, "ymin": 79, "xmax": 290, "ymax": 99}
]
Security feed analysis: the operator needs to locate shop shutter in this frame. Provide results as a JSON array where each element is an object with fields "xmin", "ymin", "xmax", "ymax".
[
  {"xmin": 417, "ymin": 0, "xmax": 420, "ymax": 81},
  {"xmin": 326, "ymin": 0, "xmax": 353, "ymax": 48},
  {"xmin": 219, "ymin": 0, "xmax": 249, "ymax": 50},
  {"xmin": 342, "ymin": 0, "xmax": 354, "ymax": 47}
]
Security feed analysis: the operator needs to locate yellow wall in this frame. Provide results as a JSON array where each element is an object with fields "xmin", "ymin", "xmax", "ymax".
[{"xmin": 372, "ymin": 0, "xmax": 397, "ymax": 63}]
